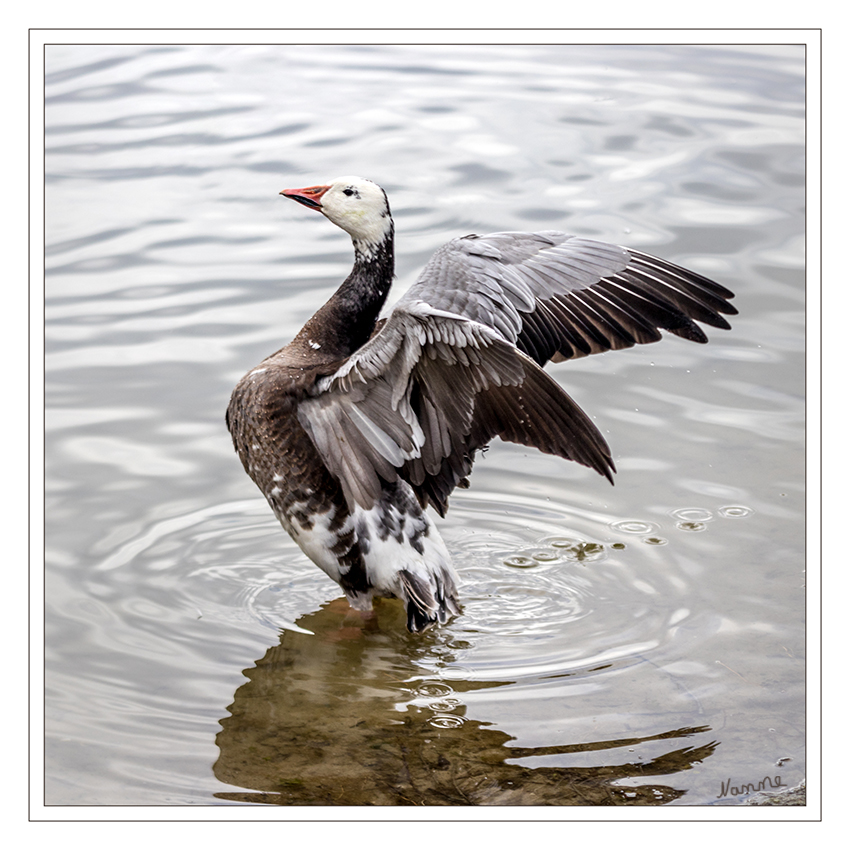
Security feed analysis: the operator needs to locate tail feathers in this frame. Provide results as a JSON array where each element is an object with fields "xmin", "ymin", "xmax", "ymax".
[{"xmin": 399, "ymin": 566, "xmax": 461, "ymax": 632}]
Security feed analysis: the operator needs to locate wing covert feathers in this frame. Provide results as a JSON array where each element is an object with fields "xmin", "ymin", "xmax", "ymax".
[{"xmin": 298, "ymin": 317, "xmax": 614, "ymax": 516}]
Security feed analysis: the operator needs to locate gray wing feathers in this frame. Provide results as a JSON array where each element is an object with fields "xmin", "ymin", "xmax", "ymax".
[
  {"xmin": 401, "ymin": 231, "xmax": 736, "ymax": 364},
  {"xmin": 297, "ymin": 230, "xmax": 735, "ymax": 513},
  {"xmin": 299, "ymin": 317, "xmax": 508, "ymax": 510},
  {"xmin": 298, "ymin": 312, "xmax": 614, "ymax": 513},
  {"xmin": 297, "ymin": 374, "xmax": 424, "ymax": 509}
]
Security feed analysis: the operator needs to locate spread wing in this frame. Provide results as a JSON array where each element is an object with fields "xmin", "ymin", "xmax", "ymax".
[
  {"xmin": 296, "ymin": 231, "xmax": 736, "ymax": 514},
  {"xmin": 400, "ymin": 231, "xmax": 737, "ymax": 364}
]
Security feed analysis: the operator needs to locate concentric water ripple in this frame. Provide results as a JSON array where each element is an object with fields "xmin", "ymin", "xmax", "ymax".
[
  {"xmin": 87, "ymin": 485, "xmax": 758, "ymax": 704},
  {"xmin": 92, "ymin": 499, "xmax": 337, "ymax": 635}
]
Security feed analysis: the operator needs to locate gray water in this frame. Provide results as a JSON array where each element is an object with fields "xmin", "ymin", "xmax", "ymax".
[{"xmin": 43, "ymin": 42, "xmax": 805, "ymax": 807}]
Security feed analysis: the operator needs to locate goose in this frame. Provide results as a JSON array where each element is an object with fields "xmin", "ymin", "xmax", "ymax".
[{"xmin": 226, "ymin": 176, "xmax": 736, "ymax": 632}]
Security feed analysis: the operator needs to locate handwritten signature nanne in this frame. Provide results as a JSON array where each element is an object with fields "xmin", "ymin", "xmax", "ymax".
[{"xmin": 718, "ymin": 775, "xmax": 786, "ymax": 799}]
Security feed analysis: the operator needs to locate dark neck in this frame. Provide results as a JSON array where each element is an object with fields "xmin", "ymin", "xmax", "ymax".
[{"xmin": 294, "ymin": 226, "xmax": 394, "ymax": 360}]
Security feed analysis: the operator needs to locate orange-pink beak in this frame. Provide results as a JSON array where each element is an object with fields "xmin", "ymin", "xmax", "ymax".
[{"xmin": 280, "ymin": 184, "xmax": 330, "ymax": 210}]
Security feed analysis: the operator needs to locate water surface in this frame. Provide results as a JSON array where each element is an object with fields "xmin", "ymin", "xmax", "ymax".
[{"xmin": 43, "ymin": 42, "xmax": 806, "ymax": 808}]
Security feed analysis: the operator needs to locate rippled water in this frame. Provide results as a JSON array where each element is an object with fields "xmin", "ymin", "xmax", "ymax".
[{"xmin": 41, "ymin": 41, "xmax": 806, "ymax": 808}]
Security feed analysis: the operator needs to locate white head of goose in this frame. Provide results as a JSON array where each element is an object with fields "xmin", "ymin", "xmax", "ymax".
[{"xmin": 227, "ymin": 176, "xmax": 737, "ymax": 632}]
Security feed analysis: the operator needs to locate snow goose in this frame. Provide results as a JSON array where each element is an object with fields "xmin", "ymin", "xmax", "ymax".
[{"xmin": 226, "ymin": 177, "xmax": 737, "ymax": 632}]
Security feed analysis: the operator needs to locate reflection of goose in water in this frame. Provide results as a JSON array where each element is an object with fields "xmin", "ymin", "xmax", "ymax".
[
  {"xmin": 226, "ymin": 177, "xmax": 737, "ymax": 631},
  {"xmin": 213, "ymin": 600, "xmax": 718, "ymax": 805}
]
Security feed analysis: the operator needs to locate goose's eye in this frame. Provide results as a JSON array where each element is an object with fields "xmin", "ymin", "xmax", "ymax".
[{"xmin": 343, "ymin": 187, "xmax": 358, "ymax": 197}]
